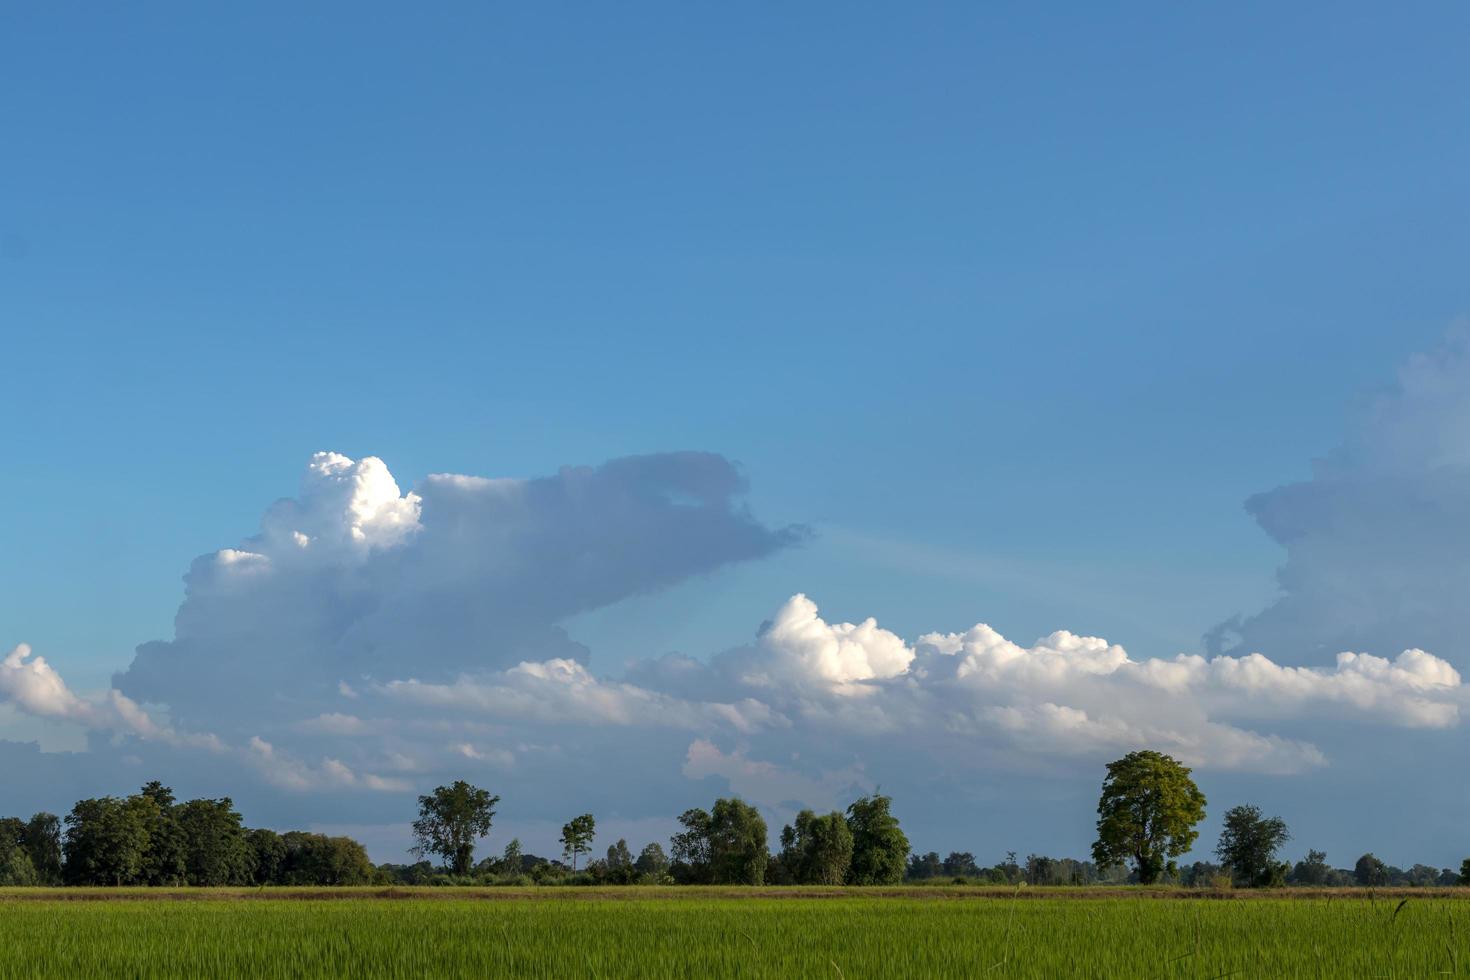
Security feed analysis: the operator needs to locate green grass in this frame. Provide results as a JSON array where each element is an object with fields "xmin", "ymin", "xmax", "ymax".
[{"xmin": 1, "ymin": 889, "xmax": 1467, "ymax": 978}]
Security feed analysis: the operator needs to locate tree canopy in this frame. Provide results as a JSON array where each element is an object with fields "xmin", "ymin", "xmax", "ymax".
[
  {"xmin": 671, "ymin": 808, "xmax": 714, "ymax": 883},
  {"xmin": 411, "ymin": 781, "xmax": 499, "ymax": 875},
  {"xmin": 707, "ymin": 798, "xmax": 769, "ymax": 885},
  {"xmin": 780, "ymin": 810, "xmax": 854, "ymax": 885},
  {"xmin": 560, "ymin": 814, "xmax": 596, "ymax": 871},
  {"xmin": 1091, "ymin": 750, "xmax": 1207, "ymax": 884},
  {"xmin": 846, "ymin": 794, "xmax": 909, "ymax": 885},
  {"xmin": 1354, "ymin": 853, "xmax": 1388, "ymax": 886},
  {"xmin": 1215, "ymin": 804, "xmax": 1290, "ymax": 888},
  {"xmin": 670, "ymin": 799, "xmax": 769, "ymax": 885}
]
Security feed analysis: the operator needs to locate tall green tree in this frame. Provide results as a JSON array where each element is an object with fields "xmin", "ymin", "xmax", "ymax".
[
  {"xmin": 635, "ymin": 842, "xmax": 670, "ymax": 879},
  {"xmin": 496, "ymin": 838, "xmax": 524, "ymax": 875},
  {"xmin": 63, "ymin": 796, "xmax": 156, "ymax": 886},
  {"xmin": 136, "ymin": 782, "xmax": 186, "ymax": 886},
  {"xmin": 411, "ymin": 781, "xmax": 499, "ymax": 875},
  {"xmin": 23, "ymin": 813, "xmax": 63, "ymax": 885},
  {"xmin": 603, "ymin": 838, "xmax": 637, "ymax": 884},
  {"xmin": 670, "ymin": 808, "xmax": 713, "ymax": 883},
  {"xmin": 1091, "ymin": 750, "xmax": 1207, "ymax": 885},
  {"xmin": 707, "ymin": 798, "xmax": 768, "ymax": 885},
  {"xmin": 1291, "ymin": 849, "xmax": 1331, "ymax": 886},
  {"xmin": 175, "ymin": 798, "xmax": 253, "ymax": 886},
  {"xmin": 1215, "ymin": 804, "xmax": 1290, "ymax": 888},
  {"xmin": 942, "ymin": 852, "xmax": 980, "ymax": 878},
  {"xmin": 0, "ymin": 842, "xmax": 36, "ymax": 885},
  {"xmin": 1406, "ymin": 864, "xmax": 1440, "ymax": 887},
  {"xmin": 1354, "ymin": 853, "xmax": 1388, "ymax": 886},
  {"xmin": 0, "ymin": 818, "xmax": 24, "ymax": 851},
  {"xmin": 247, "ymin": 828, "xmax": 286, "ymax": 885},
  {"xmin": 320, "ymin": 836, "xmax": 376, "ymax": 885},
  {"xmin": 560, "ymin": 814, "xmax": 596, "ymax": 871},
  {"xmin": 780, "ymin": 810, "xmax": 853, "ymax": 885},
  {"xmin": 0, "ymin": 818, "xmax": 31, "ymax": 887},
  {"xmin": 606, "ymin": 839, "xmax": 634, "ymax": 870},
  {"xmin": 846, "ymin": 794, "xmax": 908, "ymax": 885},
  {"xmin": 905, "ymin": 851, "xmax": 942, "ymax": 880}
]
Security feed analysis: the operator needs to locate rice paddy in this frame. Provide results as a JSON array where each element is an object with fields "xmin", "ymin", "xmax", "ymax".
[{"xmin": 1, "ymin": 887, "xmax": 1465, "ymax": 978}]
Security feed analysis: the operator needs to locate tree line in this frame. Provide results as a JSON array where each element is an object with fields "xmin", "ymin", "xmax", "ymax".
[
  {"xmin": 0, "ymin": 782, "xmax": 374, "ymax": 886},
  {"xmin": 4, "ymin": 751, "xmax": 1468, "ymax": 888},
  {"xmin": 386, "ymin": 782, "xmax": 912, "ymax": 886},
  {"xmin": 1070, "ymin": 750, "xmax": 1470, "ymax": 890}
]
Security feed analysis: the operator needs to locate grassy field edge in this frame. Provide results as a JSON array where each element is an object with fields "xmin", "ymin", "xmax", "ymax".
[{"xmin": 5, "ymin": 884, "xmax": 1470, "ymax": 902}]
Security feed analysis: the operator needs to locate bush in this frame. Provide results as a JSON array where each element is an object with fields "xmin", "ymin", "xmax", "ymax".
[
  {"xmin": 0, "ymin": 846, "xmax": 38, "ymax": 886},
  {"xmin": 493, "ymin": 874, "xmax": 533, "ymax": 887},
  {"xmin": 529, "ymin": 862, "xmax": 567, "ymax": 885}
]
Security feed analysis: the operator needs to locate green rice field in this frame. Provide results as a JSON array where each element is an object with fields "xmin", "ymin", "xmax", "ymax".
[{"xmin": 2, "ymin": 887, "xmax": 1467, "ymax": 978}]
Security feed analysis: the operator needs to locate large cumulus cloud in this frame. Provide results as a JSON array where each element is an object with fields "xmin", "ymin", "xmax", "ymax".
[
  {"xmin": 1210, "ymin": 328, "xmax": 1470, "ymax": 665},
  {"xmin": 116, "ymin": 450, "xmax": 806, "ymax": 731}
]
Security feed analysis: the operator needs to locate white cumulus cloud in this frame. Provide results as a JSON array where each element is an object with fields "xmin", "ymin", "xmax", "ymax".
[
  {"xmin": 1, "ymin": 643, "xmax": 220, "ymax": 750},
  {"xmin": 380, "ymin": 658, "xmax": 785, "ymax": 734},
  {"xmin": 9, "ymin": 438, "xmax": 1470, "ymax": 861}
]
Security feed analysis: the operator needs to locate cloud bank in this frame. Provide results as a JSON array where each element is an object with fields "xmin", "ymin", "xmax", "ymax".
[
  {"xmin": 115, "ymin": 450, "xmax": 805, "ymax": 731},
  {"xmin": 3, "ymin": 433, "xmax": 1469, "ymax": 860},
  {"xmin": 1211, "ymin": 328, "xmax": 1470, "ymax": 667}
]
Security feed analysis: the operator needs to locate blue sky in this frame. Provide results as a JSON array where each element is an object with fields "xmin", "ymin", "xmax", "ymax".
[{"xmin": 6, "ymin": 2, "xmax": 1470, "ymax": 865}]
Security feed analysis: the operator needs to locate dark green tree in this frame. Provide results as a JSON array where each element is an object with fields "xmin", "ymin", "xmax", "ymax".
[
  {"xmin": 1215, "ymin": 804, "xmax": 1290, "ymax": 888},
  {"xmin": 607, "ymin": 839, "xmax": 634, "ymax": 869},
  {"xmin": 905, "ymin": 851, "xmax": 942, "ymax": 880},
  {"xmin": 1091, "ymin": 750, "xmax": 1207, "ymax": 885},
  {"xmin": 0, "ymin": 818, "xmax": 24, "ymax": 850},
  {"xmin": 63, "ymin": 796, "xmax": 156, "ymax": 886},
  {"xmin": 707, "ymin": 798, "xmax": 768, "ymax": 885},
  {"xmin": 1354, "ymin": 853, "xmax": 1388, "ymax": 887},
  {"xmin": 1290, "ymin": 849, "xmax": 1331, "ymax": 886},
  {"xmin": 175, "ymin": 798, "xmax": 252, "ymax": 886},
  {"xmin": 247, "ymin": 828, "xmax": 286, "ymax": 885},
  {"xmin": 137, "ymin": 782, "xmax": 186, "ymax": 886},
  {"xmin": 670, "ymin": 808, "xmax": 713, "ymax": 883},
  {"xmin": 780, "ymin": 810, "xmax": 853, "ymax": 885},
  {"xmin": 321, "ymin": 836, "xmax": 376, "ymax": 885},
  {"xmin": 846, "ymin": 794, "xmax": 909, "ymax": 885},
  {"xmin": 23, "ymin": 813, "xmax": 62, "ymax": 885},
  {"xmin": 411, "ymin": 781, "xmax": 499, "ymax": 875},
  {"xmin": 0, "ymin": 819, "xmax": 31, "ymax": 886},
  {"xmin": 278, "ymin": 832, "xmax": 374, "ymax": 885},
  {"xmin": 1025, "ymin": 854, "xmax": 1057, "ymax": 886},
  {"xmin": 996, "ymin": 851, "xmax": 1022, "ymax": 884},
  {"xmin": 942, "ymin": 852, "xmax": 980, "ymax": 878},
  {"xmin": 602, "ymin": 839, "xmax": 637, "ymax": 884},
  {"xmin": 635, "ymin": 842, "xmax": 670, "ymax": 879},
  {"xmin": 1406, "ymin": 864, "xmax": 1441, "ymax": 887},
  {"xmin": 1179, "ymin": 860, "xmax": 1223, "ymax": 887},
  {"xmin": 496, "ymin": 838, "xmax": 524, "ymax": 876},
  {"xmin": 1460, "ymin": 858, "xmax": 1470, "ymax": 886},
  {"xmin": 0, "ymin": 841, "xmax": 36, "ymax": 885},
  {"xmin": 560, "ymin": 814, "xmax": 596, "ymax": 871}
]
